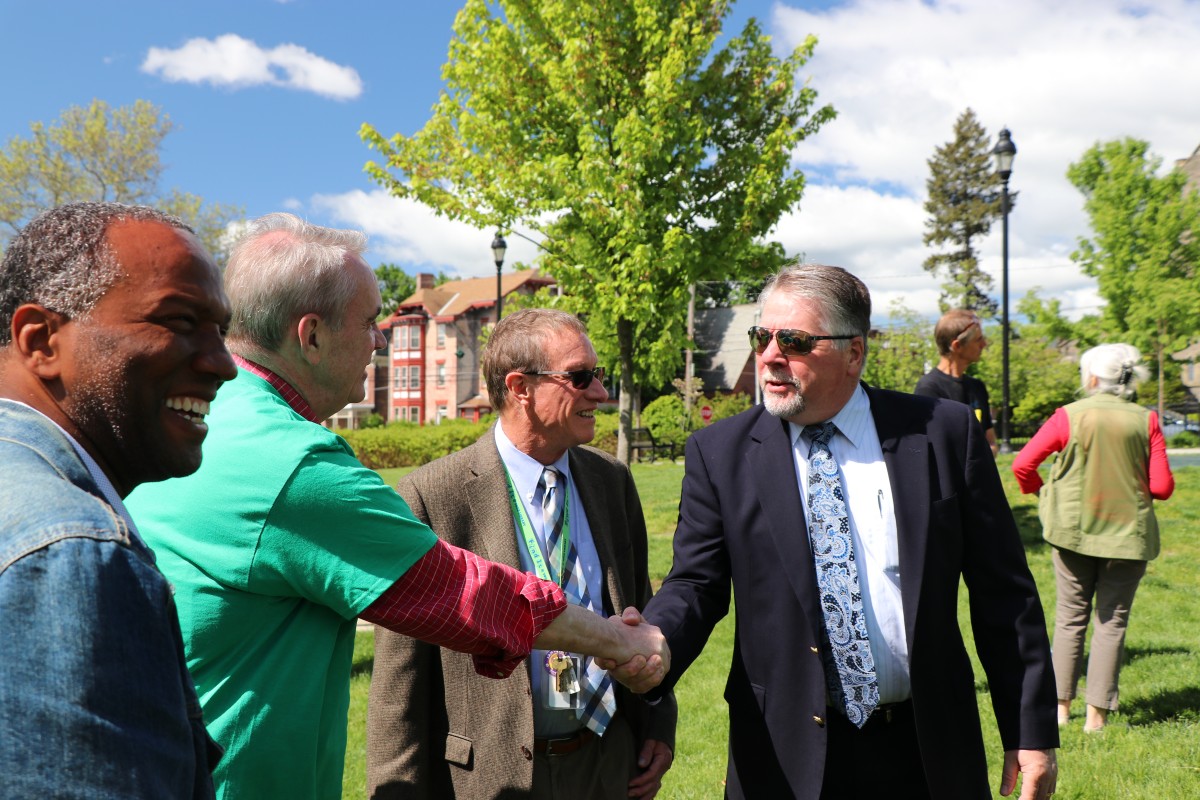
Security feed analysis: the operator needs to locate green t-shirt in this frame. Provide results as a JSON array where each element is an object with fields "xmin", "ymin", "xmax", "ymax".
[{"xmin": 127, "ymin": 370, "xmax": 436, "ymax": 800}]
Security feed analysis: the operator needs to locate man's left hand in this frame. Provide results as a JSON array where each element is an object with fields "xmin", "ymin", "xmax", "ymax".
[
  {"xmin": 1000, "ymin": 748, "xmax": 1057, "ymax": 800},
  {"xmin": 626, "ymin": 738, "xmax": 673, "ymax": 799}
]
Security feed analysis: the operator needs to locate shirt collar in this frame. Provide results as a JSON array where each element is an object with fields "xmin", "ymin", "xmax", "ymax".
[
  {"xmin": 9, "ymin": 400, "xmax": 142, "ymax": 542},
  {"xmin": 494, "ymin": 420, "xmax": 571, "ymax": 502},
  {"xmin": 233, "ymin": 354, "xmax": 322, "ymax": 423},
  {"xmin": 790, "ymin": 383, "xmax": 872, "ymax": 449}
]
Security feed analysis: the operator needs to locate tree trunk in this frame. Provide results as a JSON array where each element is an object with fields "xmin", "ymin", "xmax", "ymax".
[{"xmin": 616, "ymin": 317, "xmax": 636, "ymax": 465}]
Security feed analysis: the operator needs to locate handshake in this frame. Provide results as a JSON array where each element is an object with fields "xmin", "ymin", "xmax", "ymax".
[{"xmin": 538, "ymin": 605, "xmax": 670, "ymax": 693}]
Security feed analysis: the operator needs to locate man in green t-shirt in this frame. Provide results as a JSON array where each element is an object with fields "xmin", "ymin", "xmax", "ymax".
[{"xmin": 127, "ymin": 213, "xmax": 668, "ymax": 800}]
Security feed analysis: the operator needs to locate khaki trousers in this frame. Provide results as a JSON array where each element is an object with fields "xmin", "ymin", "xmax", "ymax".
[
  {"xmin": 1051, "ymin": 547, "xmax": 1147, "ymax": 711},
  {"xmin": 531, "ymin": 712, "xmax": 636, "ymax": 800}
]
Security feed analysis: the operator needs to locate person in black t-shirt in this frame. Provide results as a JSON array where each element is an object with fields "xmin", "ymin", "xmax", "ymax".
[{"xmin": 914, "ymin": 309, "xmax": 998, "ymax": 455}]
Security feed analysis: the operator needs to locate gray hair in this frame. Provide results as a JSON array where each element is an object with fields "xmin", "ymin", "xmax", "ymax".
[
  {"xmin": 1080, "ymin": 343, "xmax": 1147, "ymax": 400},
  {"xmin": 0, "ymin": 202, "xmax": 191, "ymax": 346},
  {"xmin": 758, "ymin": 262, "xmax": 871, "ymax": 358},
  {"xmin": 224, "ymin": 212, "xmax": 368, "ymax": 352},
  {"xmin": 482, "ymin": 308, "xmax": 589, "ymax": 411}
]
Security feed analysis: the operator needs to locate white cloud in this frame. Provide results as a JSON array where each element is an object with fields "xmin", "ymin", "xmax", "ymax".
[
  {"xmin": 142, "ymin": 34, "xmax": 362, "ymax": 100},
  {"xmin": 770, "ymin": 0, "xmax": 1200, "ymax": 321},
  {"xmin": 308, "ymin": 189, "xmax": 544, "ymax": 276}
]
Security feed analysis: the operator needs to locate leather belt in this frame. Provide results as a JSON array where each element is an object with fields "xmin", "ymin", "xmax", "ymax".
[{"xmin": 533, "ymin": 728, "xmax": 595, "ymax": 756}]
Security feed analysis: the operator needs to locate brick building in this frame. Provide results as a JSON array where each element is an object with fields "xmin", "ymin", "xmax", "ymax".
[{"xmin": 378, "ymin": 269, "xmax": 556, "ymax": 424}]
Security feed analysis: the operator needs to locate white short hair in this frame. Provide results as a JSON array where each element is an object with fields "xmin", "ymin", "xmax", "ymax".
[{"xmin": 1079, "ymin": 343, "xmax": 1148, "ymax": 400}]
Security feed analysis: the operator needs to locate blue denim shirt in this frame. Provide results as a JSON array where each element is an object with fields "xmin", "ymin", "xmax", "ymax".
[{"xmin": 0, "ymin": 400, "xmax": 218, "ymax": 799}]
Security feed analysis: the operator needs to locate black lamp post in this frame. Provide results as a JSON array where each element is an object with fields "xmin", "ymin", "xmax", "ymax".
[
  {"xmin": 491, "ymin": 232, "xmax": 507, "ymax": 321},
  {"xmin": 992, "ymin": 128, "xmax": 1016, "ymax": 454}
]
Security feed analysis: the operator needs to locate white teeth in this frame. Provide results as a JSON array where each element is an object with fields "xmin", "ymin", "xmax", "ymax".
[{"xmin": 166, "ymin": 397, "xmax": 210, "ymax": 418}]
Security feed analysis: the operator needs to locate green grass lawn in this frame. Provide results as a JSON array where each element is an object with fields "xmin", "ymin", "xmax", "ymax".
[{"xmin": 345, "ymin": 460, "xmax": 1200, "ymax": 799}]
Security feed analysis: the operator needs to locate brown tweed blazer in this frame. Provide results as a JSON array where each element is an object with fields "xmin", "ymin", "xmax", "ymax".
[{"xmin": 366, "ymin": 430, "xmax": 677, "ymax": 800}]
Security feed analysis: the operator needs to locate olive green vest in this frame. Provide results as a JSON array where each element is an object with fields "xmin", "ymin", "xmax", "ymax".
[{"xmin": 1039, "ymin": 393, "xmax": 1159, "ymax": 560}]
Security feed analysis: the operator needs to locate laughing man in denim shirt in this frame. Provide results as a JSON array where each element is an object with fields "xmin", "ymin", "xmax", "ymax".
[{"xmin": 0, "ymin": 202, "xmax": 237, "ymax": 799}]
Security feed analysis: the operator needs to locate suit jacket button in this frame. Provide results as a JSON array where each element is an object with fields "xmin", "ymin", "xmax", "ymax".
[
  {"xmin": 813, "ymin": 715, "xmax": 825, "ymax": 727},
  {"xmin": 521, "ymin": 746, "xmax": 533, "ymax": 761}
]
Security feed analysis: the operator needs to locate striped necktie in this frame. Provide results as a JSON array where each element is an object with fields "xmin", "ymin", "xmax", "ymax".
[{"xmin": 540, "ymin": 466, "xmax": 617, "ymax": 735}]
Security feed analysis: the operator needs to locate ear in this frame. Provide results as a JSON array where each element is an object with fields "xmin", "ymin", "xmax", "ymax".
[
  {"xmin": 10, "ymin": 304, "xmax": 66, "ymax": 379},
  {"xmin": 504, "ymin": 371, "xmax": 534, "ymax": 408},
  {"xmin": 296, "ymin": 313, "xmax": 323, "ymax": 366},
  {"xmin": 847, "ymin": 335, "xmax": 866, "ymax": 374}
]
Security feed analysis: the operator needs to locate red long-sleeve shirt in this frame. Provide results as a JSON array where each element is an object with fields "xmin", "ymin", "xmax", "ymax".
[{"xmin": 1012, "ymin": 406, "xmax": 1174, "ymax": 499}]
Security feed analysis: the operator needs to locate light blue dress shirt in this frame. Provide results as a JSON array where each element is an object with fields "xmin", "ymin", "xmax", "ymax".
[
  {"xmin": 789, "ymin": 385, "xmax": 912, "ymax": 704},
  {"xmin": 494, "ymin": 422, "xmax": 605, "ymax": 737}
]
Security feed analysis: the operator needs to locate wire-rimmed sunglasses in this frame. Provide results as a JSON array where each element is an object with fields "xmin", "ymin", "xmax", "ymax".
[
  {"xmin": 521, "ymin": 366, "xmax": 606, "ymax": 390},
  {"xmin": 748, "ymin": 326, "xmax": 856, "ymax": 357}
]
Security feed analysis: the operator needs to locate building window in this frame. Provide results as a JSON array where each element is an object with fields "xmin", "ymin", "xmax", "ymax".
[
  {"xmin": 408, "ymin": 325, "xmax": 421, "ymax": 350},
  {"xmin": 437, "ymin": 323, "xmax": 447, "ymax": 349},
  {"xmin": 392, "ymin": 370, "xmax": 402, "ymax": 389},
  {"xmin": 436, "ymin": 405, "xmax": 448, "ymax": 423},
  {"xmin": 436, "ymin": 362, "xmax": 446, "ymax": 388},
  {"xmin": 409, "ymin": 366, "xmax": 421, "ymax": 389},
  {"xmin": 409, "ymin": 406, "xmax": 420, "ymax": 423}
]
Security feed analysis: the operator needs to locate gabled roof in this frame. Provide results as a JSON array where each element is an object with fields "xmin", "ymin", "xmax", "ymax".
[{"xmin": 392, "ymin": 269, "xmax": 555, "ymax": 321}]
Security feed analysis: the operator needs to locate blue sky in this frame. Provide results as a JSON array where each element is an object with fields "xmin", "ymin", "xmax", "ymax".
[{"xmin": 5, "ymin": 0, "xmax": 1200, "ymax": 320}]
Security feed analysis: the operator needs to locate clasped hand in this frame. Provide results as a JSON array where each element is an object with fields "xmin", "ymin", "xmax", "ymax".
[{"xmin": 596, "ymin": 607, "xmax": 670, "ymax": 693}]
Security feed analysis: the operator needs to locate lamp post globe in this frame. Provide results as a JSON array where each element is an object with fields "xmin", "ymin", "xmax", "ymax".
[{"xmin": 491, "ymin": 232, "xmax": 507, "ymax": 321}]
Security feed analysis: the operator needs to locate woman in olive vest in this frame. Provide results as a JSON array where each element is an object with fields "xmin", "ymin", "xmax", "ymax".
[{"xmin": 1012, "ymin": 343, "xmax": 1174, "ymax": 733}]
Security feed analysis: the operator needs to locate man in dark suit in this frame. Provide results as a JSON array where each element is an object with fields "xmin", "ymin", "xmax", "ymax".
[
  {"xmin": 367, "ymin": 308, "xmax": 676, "ymax": 800},
  {"xmin": 634, "ymin": 264, "xmax": 1058, "ymax": 799}
]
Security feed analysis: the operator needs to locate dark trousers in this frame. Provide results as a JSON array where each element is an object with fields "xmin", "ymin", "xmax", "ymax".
[
  {"xmin": 531, "ymin": 712, "xmax": 636, "ymax": 800},
  {"xmin": 819, "ymin": 701, "xmax": 931, "ymax": 800}
]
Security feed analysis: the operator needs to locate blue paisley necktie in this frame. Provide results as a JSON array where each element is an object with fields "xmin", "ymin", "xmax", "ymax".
[
  {"xmin": 540, "ymin": 466, "xmax": 616, "ymax": 735},
  {"xmin": 805, "ymin": 422, "xmax": 879, "ymax": 727}
]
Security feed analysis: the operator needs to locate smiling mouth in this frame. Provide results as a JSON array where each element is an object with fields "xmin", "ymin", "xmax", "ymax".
[
  {"xmin": 166, "ymin": 396, "xmax": 211, "ymax": 428},
  {"xmin": 577, "ymin": 410, "xmax": 595, "ymax": 418}
]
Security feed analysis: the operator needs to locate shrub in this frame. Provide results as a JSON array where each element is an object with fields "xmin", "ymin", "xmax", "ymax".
[
  {"xmin": 642, "ymin": 395, "xmax": 689, "ymax": 447},
  {"xmin": 1167, "ymin": 430, "xmax": 1200, "ymax": 449},
  {"xmin": 338, "ymin": 417, "xmax": 492, "ymax": 468},
  {"xmin": 591, "ymin": 409, "xmax": 619, "ymax": 455}
]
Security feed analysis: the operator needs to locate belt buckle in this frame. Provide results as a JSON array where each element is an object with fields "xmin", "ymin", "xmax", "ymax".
[{"xmin": 544, "ymin": 734, "xmax": 575, "ymax": 757}]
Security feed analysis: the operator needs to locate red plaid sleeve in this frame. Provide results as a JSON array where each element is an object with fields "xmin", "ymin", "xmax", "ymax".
[{"xmin": 360, "ymin": 538, "xmax": 567, "ymax": 678}]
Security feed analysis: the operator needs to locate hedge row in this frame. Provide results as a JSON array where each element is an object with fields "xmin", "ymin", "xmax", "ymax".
[
  {"xmin": 337, "ymin": 398, "xmax": 754, "ymax": 470},
  {"xmin": 337, "ymin": 417, "xmax": 493, "ymax": 469}
]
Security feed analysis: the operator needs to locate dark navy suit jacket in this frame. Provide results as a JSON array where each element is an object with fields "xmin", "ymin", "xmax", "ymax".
[{"xmin": 644, "ymin": 385, "xmax": 1057, "ymax": 799}]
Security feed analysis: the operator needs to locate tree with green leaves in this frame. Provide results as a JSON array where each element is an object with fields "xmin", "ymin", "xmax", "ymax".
[
  {"xmin": 971, "ymin": 291, "xmax": 1080, "ymax": 430},
  {"xmin": 361, "ymin": 0, "xmax": 834, "ymax": 461},
  {"xmin": 923, "ymin": 108, "xmax": 1004, "ymax": 313},
  {"xmin": 0, "ymin": 99, "xmax": 241, "ymax": 261},
  {"xmin": 860, "ymin": 300, "xmax": 937, "ymax": 392},
  {"xmin": 1067, "ymin": 137, "xmax": 1200, "ymax": 417},
  {"xmin": 375, "ymin": 263, "xmax": 417, "ymax": 318}
]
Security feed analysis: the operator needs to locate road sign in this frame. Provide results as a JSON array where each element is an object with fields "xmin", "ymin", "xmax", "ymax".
[{"xmin": 700, "ymin": 404, "xmax": 713, "ymax": 424}]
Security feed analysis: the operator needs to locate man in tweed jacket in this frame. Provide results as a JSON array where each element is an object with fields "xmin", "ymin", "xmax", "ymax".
[{"xmin": 367, "ymin": 309, "xmax": 676, "ymax": 800}]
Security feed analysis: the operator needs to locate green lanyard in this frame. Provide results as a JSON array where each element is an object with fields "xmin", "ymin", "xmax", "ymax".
[{"xmin": 503, "ymin": 467, "xmax": 571, "ymax": 587}]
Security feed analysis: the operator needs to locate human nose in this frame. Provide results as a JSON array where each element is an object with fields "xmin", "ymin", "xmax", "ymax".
[
  {"xmin": 197, "ymin": 331, "xmax": 237, "ymax": 382},
  {"xmin": 758, "ymin": 333, "xmax": 787, "ymax": 364},
  {"xmin": 585, "ymin": 374, "xmax": 609, "ymax": 400},
  {"xmin": 372, "ymin": 323, "xmax": 386, "ymax": 351}
]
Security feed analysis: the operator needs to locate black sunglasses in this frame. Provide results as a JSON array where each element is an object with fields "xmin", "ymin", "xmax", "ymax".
[
  {"xmin": 521, "ymin": 366, "xmax": 606, "ymax": 390},
  {"xmin": 748, "ymin": 326, "xmax": 856, "ymax": 356}
]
